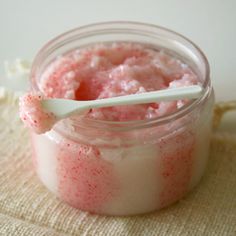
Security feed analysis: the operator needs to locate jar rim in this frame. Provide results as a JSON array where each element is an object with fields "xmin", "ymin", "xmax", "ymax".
[{"xmin": 31, "ymin": 21, "xmax": 211, "ymax": 132}]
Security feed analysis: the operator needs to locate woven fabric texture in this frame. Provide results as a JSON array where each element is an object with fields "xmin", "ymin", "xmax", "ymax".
[{"xmin": 0, "ymin": 91, "xmax": 235, "ymax": 236}]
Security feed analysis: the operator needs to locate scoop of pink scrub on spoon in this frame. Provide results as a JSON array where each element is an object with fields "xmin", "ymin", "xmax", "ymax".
[{"xmin": 42, "ymin": 85, "xmax": 203, "ymax": 120}]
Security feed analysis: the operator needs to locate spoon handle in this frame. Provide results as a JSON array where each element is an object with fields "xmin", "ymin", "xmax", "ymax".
[{"xmin": 87, "ymin": 85, "xmax": 202, "ymax": 108}]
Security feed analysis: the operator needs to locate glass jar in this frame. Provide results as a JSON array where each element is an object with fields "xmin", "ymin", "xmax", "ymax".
[{"xmin": 30, "ymin": 22, "xmax": 214, "ymax": 216}]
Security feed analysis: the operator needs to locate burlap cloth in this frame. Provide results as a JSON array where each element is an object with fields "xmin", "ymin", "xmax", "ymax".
[{"xmin": 0, "ymin": 89, "xmax": 235, "ymax": 236}]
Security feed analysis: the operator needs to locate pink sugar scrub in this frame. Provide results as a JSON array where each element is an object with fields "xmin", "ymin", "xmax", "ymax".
[
  {"xmin": 19, "ymin": 93, "xmax": 57, "ymax": 134},
  {"xmin": 20, "ymin": 38, "xmax": 214, "ymax": 216},
  {"xmin": 19, "ymin": 42, "xmax": 198, "ymax": 134}
]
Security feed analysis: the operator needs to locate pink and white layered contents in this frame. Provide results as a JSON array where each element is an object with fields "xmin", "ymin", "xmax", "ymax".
[{"xmin": 19, "ymin": 42, "xmax": 214, "ymax": 215}]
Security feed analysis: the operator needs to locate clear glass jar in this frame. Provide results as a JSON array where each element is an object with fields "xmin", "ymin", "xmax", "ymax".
[{"xmin": 30, "ymin": 22, "xmax": 214, "ymax": 216}]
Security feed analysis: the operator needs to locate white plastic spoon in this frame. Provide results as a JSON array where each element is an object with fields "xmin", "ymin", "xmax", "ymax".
[{"xmin": 42, "ymin": 85, "xmax": 203, "ymax": 120}]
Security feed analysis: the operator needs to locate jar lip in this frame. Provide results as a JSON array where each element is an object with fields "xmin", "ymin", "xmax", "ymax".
[{"xmin": 31, "ymin": 21, "xmax": 211, "ymax": 132}]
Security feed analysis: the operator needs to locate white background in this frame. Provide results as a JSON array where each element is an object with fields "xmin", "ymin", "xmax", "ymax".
[{"xmin": 0, "ymin": 0, "xmax": 235, "ymax": 101}]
